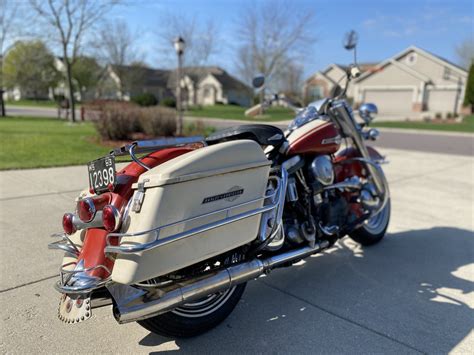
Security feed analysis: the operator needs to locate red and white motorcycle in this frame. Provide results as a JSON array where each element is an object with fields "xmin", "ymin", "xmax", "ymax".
[{"xmin": 50, "ymin": 31, "xmax": 390, "ymax": 337}]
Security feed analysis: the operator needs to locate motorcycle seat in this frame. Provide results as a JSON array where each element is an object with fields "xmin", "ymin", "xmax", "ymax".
[{"xmin": 206, "ymin": 124, "xmax": 286, "ymax": 147}]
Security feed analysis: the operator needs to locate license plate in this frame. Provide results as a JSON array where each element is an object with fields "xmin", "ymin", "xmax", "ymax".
[{"xmin": 87, "ymin": 156, "xmax": 116, "ymax": 194}]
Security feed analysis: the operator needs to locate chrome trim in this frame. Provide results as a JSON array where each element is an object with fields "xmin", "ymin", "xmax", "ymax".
[
  {"xmin": 129, "ymin": 143, "xmax": 151, "ymax": 171},
  {"xmin": 49, "ymin": 232, "xmax": 80, "ymax": 256},
  {"xmin": 109, "ymin": 240, "xmax": 330, "ymax": 324},
  {"xmin": 104, "ymin": 162, "xmax": 293, "ymax": 255},
  {"xmin": 338, "ymin": 157, "xmax": 390, "ymax": 217},
  {"xmin": 111, "ymin": 136, "xmax": 205, "ymax": 157},
  {"xmin": 54, "ymin": 261, "xmax": 112, "ymax": 294},
  {"xmin": 72, "ymin": 211, "xmax": 103, "ymax": 230}
]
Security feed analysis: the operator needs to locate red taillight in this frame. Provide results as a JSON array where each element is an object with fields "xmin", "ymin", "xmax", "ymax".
[
  {"xmin": 102, "ymin": 205, "xmax": 121, "ymax": 232},
  {"xmin": 77, "ymin": 198, "xmax": 96, "ymax": 222},
  {"xmin": 62, "ymin": 213, "xmax": 76, "ymax": 235}
]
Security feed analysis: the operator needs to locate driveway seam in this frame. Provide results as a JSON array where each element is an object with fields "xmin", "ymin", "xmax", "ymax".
[
  {"xmin": 258, "ymin": 279, "xmax": 426, "ymax": 354},
  {"xmin": 0, "ymin": 274, "xmax": 57, "ymax": 294},
  {"xmin": 0, "ymin": 189, "xmax": 81, "ymax": 202}
]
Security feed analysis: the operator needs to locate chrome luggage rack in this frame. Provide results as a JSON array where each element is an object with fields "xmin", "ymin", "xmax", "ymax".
[
  {"xmin": 104, "ymin": 172, "xmax": 286, "ymax": 255},
  {"xmin": 111, "ymin": 136, "xmax": 206, "ymax": 171}
]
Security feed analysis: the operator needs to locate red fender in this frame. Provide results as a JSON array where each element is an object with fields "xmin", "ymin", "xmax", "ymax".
[
  {"xmin": 333, "ymin": 146, "xmax": 383, "ymax": 182},
  {"xmin": 79, "ymin": 147, "xmax": 195, "ymax": 279}
]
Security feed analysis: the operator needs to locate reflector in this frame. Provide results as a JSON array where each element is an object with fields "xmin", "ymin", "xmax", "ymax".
[
  {"xmin": 62, "ymin": 213, "xmax": 76, "ymax": 235},
  {"xmin": 102, "ymin": 205, "xmax": 120, "ymax": 232},
  {"xmin": 77, "ymin": 198, "xmax": 96, "ymax": 222}
]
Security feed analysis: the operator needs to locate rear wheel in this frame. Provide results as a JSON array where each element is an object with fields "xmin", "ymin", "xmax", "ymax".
[
  {"xmin": 137, "ymin": 283, "xmax": 246, "ymax": 338},
  {"xmin": 349, "ymin": 198, "xmax": 391, "ymax": 246}
]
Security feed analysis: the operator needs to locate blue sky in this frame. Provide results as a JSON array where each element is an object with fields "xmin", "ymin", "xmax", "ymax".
[{"xmin": 110, "ymin": 0, "xmax": 472, "ymax": 79}]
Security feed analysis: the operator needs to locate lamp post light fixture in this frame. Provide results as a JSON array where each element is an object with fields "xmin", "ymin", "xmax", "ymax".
[{"xmin": 174, "ymin": 36, "xmax": 185, "ymax": 135}]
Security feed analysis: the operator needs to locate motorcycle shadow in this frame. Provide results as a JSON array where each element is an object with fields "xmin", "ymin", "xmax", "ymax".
[{"xmin": 139, "ymin": 226, "xmax": 474, "ymax": 354}]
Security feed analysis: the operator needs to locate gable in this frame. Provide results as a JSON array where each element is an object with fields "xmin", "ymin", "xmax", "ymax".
[
  {"xmin": 324, "ymin": 65, "xmax": 345, "ymax": 82},
  {"xmin": 358, "ymin": 63, "xmax": 422, "ymax": 86},
  {"xmin": 397, "ymin": 49, "xmax": 466, "ymax": 85}
]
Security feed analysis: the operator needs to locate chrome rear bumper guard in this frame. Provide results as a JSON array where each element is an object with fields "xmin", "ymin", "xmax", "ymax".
[
  {"xmin": 54, "ymin": 261, "xmax": 111, "ymax": 294},
  {"xmin": 104, "ymin": 174, "xmax": 284, "ymax": 255}
]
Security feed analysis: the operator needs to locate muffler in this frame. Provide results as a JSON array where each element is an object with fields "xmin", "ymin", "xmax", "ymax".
[{"xmin": 108, "ymin": 241, "xmax": 329, "ymax": 324}]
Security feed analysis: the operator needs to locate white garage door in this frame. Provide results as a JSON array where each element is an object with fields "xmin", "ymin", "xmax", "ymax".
[
  {"xmin": 427, "ymin": 89, "xmax": 457, "ymax": 114},
  {"xmin": 363, "ymin": 89, "xmax": 413, "ymax": 116}
]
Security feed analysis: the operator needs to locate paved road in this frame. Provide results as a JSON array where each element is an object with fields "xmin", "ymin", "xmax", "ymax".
[
  {"xmin": 0, "ymin": 148, "xmax": 473, "ymax": 354},
  {"xmin": 6, "ymin": 105, "xmax": 474, "ymax": 156}
]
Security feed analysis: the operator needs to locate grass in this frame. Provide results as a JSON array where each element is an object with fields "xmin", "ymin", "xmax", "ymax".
[
  {"xmin": 0, "ymin": 116, "xmax": 217, "ymax": 170},
  {"xmin": 0, "ymin": 116, "xmax": 109, "ymax": 170},
  {"xmin": 185, "ymin": 104, "xmax": 294, "ymax": 122},
  {"xmin": 5, "ymin": 99, "xmax": 82, "ymax": 108},
  {"xmin": 372, "ymin": 115, "xmax": 474, "ymax": 133}
]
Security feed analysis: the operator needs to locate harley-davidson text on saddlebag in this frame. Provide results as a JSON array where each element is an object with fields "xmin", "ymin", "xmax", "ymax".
[{"xmin": 111, "ymin": 140, "xmax": 271, "ymax": 284}]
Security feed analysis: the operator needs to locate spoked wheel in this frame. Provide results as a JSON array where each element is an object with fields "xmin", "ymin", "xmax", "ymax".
[
  {"xmin": 137, "ymin": 283, "xmax": 246, "ymax": 338},
  {"xmin": 349, "ymin": 198, "xmax": 391, "ymax": 246}
]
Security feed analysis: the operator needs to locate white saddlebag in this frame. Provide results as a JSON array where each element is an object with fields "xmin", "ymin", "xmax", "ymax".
[{"xmin": 112, "ymin": 140, "xmax": 271, "ymax": 284}]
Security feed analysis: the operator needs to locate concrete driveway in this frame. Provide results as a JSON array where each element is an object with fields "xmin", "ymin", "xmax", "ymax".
[{"xmin": 0, "ymin": 148, "xmax": 473, "ymax": 354}]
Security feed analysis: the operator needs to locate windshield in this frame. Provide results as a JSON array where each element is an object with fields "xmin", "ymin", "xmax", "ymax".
[{"xmin": 288, "ymin": 106, "xmax": 319, "ymax": 131}]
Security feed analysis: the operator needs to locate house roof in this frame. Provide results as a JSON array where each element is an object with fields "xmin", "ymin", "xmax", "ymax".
[
  {"xmin": 167, "ymin": 66, "xmax": 251, "ymax": 91},
  {"xmin": 355, "ymin": 45, "xmax": 467, "ymax": 83},
  {"xmin": 306, "ymin": 62, "xmax": 378, "ymax": 84},
  {"xmin": 110, "ymin": 64, "xmax": 170, "ymax": 87}
]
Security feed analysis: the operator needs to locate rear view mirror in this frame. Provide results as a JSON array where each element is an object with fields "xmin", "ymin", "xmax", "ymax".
[
  {"xmin": 343, "ymin": 30, "xmax": 358, "ymax": 50},
  {"xmin": 252, "ymin": 75, "xmax": 265, "ymax": 89}
]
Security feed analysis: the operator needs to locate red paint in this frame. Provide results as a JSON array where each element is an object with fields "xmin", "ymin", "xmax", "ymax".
[
  {"xmin": 288, "ymin": 122, "xmax": 341, "ymax": 155},
  {"xmin": 77, "ymin": 147, "xmax": 195, "ymax": 279},
  {"xmin": 333, "ymin": 146, "xmax": 383, "ymax": 182}
]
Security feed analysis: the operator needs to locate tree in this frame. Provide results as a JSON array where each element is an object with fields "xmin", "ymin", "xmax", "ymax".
[
  {"xmin": 464, "ymin": 64, "xmax": 474, "ymax": 112},
  {"xmin": 158, "ymin": 12, "xmax": 219, "ymax": 69},
  {"xmin": 235, "ymin": 1, "xmax": 315, "ymax": 112},
  {"xmin": 3, "ymin": 40, "xmax": 60, "ymax": 99},
  {"xmin": 94, "ymin": 20, "xmax": 143, "ymax": 98},
  {"xmin": 275, "ymin": 61, "xmax": 304, "ymax": 103},
  {"xmin": 0, "ymin": 0, "xmax": 20, "ymax": 116},
  {"xmin": 456, "ymin": 38, "xmax": 474, "ymax": 69},
  {"xmin": 235, "ymin": 1, "xmax": 315, "ymax": 84},
  {"xmin": 71, "ymin": 56, "xmax": 101, "ymax": 101},
  {"xmin": 29, "ymin": 0, "xmax": 120, "ymax": 122}
]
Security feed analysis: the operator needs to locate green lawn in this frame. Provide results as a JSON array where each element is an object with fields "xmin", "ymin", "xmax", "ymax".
[
  {"xmin": 372, "ymin": 115, "xmax": 474, "ymax": 133},
  {"xmin": 0, "ymin": 116, "xmax": 108, "ymax": 170},
  {"xmin": 185, "ymin": 105, "xmax": 294, "ymax": 122},
  {"xmin": 5, "ymin": 99, "xmax": 82, "ymax": 108}
]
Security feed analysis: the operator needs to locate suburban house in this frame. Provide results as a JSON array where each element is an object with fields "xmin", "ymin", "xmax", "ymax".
[
  {"xmin": 304, "ymin": 46, "xmax": 468, "ymax": 119},
  {"xmin": 100, "ymin": 65, "xmax": 252, "ymax": 107},
  {"xmin": 167, "ymin": 66, "xmax": 252, "ymax": 107},
  {"xmin": 303, "ymin": 63, "xmax": 377, "ymax": 102}
]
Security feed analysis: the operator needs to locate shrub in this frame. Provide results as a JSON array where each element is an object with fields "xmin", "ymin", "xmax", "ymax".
[
  {"xmin": 446, "ymin": 112, "xmax": 453, "ymax": 119},
  {"xmin": 131, "ymin": 93, "xmax": 158, "ymax": 107},
  {"xmin": 94, "ymin": 103, "xmax": 139, "ymax": 140},
  {"xmin": 435, "ymin": 112, "xmax": 442, "ymax": 119},
  {"xmin": 138, "ymin": 106, "xmax": 177, "ymax": 137},
  {"xmin": 160, "ymin": 97, "xmax": 176, "ymax": 108}
]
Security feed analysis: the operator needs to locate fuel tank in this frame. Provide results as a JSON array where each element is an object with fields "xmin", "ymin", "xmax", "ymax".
[{"xmin": 287, "ymin": 119, "xmax": 341, "ymax": 155}]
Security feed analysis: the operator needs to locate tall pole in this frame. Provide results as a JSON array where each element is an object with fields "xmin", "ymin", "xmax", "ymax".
[{"xmin": 177, "ymin": 52, "xmax": 183, "ymax": 135}]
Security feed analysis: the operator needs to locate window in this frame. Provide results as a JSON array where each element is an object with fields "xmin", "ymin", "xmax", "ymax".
[
  {"xmin": 309, "ymin": 86, "xmax": 323, "ymax": 100},
  {"xmin": 406, "ymin": 52, "xmax": 417, "ymax": 66}
]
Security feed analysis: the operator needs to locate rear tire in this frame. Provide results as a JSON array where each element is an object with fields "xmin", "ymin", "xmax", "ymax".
[
  {"xmin": 349, "ymin": 199, "xmax": 391, "ymax": 246},
  {"xmin": 137, "ymin": 283, "xmax": 246, "ymax": 338}
]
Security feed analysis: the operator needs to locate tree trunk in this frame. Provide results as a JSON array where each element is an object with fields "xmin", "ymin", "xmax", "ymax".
[
  {"xmin": 64, "ymin": 55, "xmax": 76, "ymax": 123},
  {"xmin": 259, "ymin": 87, "xmax": 265, "ymax": 116}
]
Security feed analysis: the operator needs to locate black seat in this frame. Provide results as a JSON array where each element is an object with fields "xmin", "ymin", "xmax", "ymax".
[{"xmin": 206, "ymin": 124, "xmax": 285, "ymax": 147}]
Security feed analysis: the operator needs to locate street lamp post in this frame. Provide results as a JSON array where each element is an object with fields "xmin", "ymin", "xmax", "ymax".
[{"xmin": 174, "ymin": 37, "xmax": 185, "ymax": 135}]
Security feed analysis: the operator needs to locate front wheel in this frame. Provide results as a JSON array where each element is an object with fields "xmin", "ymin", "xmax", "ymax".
[
  {"xmin": 349, "ymin": 198, "xmax": 391, "ymax": 246},
  {"xmin": 137, "ymin": 283, "xmax": 246, "ymax": 338}
]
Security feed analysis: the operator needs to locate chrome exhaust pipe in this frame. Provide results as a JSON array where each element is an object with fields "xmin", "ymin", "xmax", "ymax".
[{"xmin": 109, "ymin": 241, "xmax": 329, "ymax": 324}]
